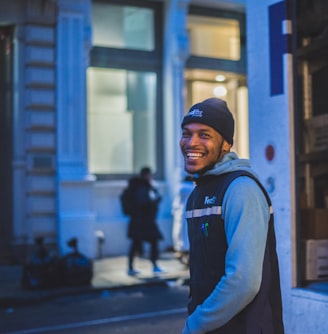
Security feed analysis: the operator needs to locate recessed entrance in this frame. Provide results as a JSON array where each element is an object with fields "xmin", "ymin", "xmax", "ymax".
[{"xmin": 0, "ymin": 26, "xmax": 14, "ymax": 263}]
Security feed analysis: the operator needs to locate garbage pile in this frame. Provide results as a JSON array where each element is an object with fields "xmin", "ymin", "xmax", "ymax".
[{"xmin": 21, "ymin": 237, "xmax": 93, "ymax": 290}]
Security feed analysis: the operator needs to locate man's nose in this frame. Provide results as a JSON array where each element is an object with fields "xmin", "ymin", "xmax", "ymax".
[{"xmin": 186, "ymin": 134, "xmax": 200, "ymax": 146}]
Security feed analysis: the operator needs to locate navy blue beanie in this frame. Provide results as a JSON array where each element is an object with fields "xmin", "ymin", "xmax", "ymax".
[{"xmin": 181, "ymin": 97, "xmax": 234, "ymax": 145}]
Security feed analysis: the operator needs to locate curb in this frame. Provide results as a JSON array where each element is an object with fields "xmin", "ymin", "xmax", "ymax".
[{"xmin": 0, "ymin": 275, "xmax": 189, "ymax": 310}]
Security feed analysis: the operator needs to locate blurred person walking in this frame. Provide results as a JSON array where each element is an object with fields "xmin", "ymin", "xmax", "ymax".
[{"xmin": 123, "ymin": 167, "xmax": 164, "ymax": 276}]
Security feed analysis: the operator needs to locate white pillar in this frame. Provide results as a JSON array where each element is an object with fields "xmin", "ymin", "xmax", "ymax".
[
  {"xmin": 56, "ymin": 0, "xmax": 96, "ymax": 257},
  {"xmin": 163, "ymin": 0, "xmax": 190, "ymax": 198},
  {"xmin": 56, "ymin": 0, "xmax": 93, "ymax": 181}
]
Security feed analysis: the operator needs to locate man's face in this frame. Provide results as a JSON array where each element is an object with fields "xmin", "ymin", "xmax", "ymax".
[{"xmin": 180, "ymin": 123, "xmax": 226, "ymax": 174}]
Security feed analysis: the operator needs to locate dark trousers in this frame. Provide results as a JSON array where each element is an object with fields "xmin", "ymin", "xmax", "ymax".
[{"xmin": 128, "ymin": 239, "xmax": 159, "ymax": 269}]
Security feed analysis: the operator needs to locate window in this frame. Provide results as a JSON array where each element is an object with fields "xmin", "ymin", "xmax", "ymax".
[
  {"xmin": 188, "ymin": 15, "xmax": 240, "ymax": 60},
  {"xmin": 92, "ymin": 3, "xmax": 154, "ymax": 51},
  {"xmin": 88, "ymin": 1, "xmax": 163, "ymax": 179},
  {"xmin": 186, "ymin": 6, "xmax": 246, "ymax": 74},
  {"xmin": 87, "ymin": 68, "xmax": 157, "ymax": 174}
]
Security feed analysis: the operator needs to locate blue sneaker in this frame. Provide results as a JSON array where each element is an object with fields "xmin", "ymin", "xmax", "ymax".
[
  {"xmin": 127, "ymin": 269, "xmax": 140, "ymax": 276},
  {"xmin": 153, "ymin": 266, "xmax": 165, "ymax": 274}
]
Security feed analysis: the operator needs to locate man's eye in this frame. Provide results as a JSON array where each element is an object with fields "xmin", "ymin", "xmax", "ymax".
[{"xmin": 200, "ymin": 133, "xmax": 210, "ymax": 138}]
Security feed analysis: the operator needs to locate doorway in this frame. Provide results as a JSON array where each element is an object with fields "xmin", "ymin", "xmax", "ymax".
[
  {"xmin": 185, "ymin": 68, "xmax": 249, "ymax": 158},
  {"xmin": 0, "ymin": 26, "xmax": 14, "ymax": 262}
]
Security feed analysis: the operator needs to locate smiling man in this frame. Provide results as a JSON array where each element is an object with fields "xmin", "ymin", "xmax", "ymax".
[{"xmin": 180, "ymin": 98, "xmax": 284, "ymax": 334}]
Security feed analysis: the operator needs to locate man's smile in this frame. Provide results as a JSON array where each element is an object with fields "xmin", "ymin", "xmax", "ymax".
[{"xmin": 185, "ymin": 152, "xmax": 205, "ymax": 160}]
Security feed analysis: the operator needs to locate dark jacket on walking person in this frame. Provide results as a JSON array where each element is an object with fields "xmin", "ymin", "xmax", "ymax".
[
  {"xmin": 125, "ymin": 167, "xmax": 164, "ymax": 276},
  {"xmin": 180, "ymin": 97, "xmax": 284, "ymax": 334}
]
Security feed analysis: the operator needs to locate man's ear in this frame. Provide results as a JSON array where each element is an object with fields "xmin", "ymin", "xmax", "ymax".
[{"xmin": 222, "ymin": 140, "xmax": 231, "ymax": 152}]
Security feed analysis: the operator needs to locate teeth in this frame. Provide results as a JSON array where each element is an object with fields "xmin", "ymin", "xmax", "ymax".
[{"xmin": 186, "ymin": 152, "xmax": 203, "ymax": 159}]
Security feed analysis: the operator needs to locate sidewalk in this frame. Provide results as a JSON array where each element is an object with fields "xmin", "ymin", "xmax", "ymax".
[{"xmin": 0, "ymin": 252, "xmax": 189, "ymax": 310}]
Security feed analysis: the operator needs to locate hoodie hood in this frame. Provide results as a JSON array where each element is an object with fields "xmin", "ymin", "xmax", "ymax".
[{"xmin": 201, "ymin": 152, "xmax": 258, "ymax": 178}]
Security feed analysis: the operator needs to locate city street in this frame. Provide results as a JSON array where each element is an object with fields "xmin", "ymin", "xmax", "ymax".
[{"xmin": 2, "ymin": 282, "xmax": 189, "ymax": 334}]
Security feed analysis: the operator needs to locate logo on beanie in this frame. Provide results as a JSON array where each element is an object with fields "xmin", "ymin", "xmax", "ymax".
[{"xmin": 187, "ymin": 108, "xmax": 203, "ymax": 118}]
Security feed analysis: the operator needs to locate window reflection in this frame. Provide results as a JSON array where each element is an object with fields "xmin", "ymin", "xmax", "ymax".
[
  {"xmin": 87, "ymin": 67, "xmax": 157, "ymax": 175},
  {"xmin": 188, "ymin": 15, "xmax": 240, "ymax": 60},
  {"xmin": 92, "ymin": 3, "xmax": 154, "ymax": 51}
]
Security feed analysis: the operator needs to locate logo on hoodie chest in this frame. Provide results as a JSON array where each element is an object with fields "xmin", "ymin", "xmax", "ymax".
[{"xmin": 204, "ymin": 195, "xmax": 217, "ymax": 205}]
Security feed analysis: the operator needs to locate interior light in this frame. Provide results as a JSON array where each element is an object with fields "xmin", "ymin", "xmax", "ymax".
[
  {"xmin": 213, "ymin": 85, "xmax": 227, "ymax": 97},
  {"xmin": 215, "ymin": 74, "xmax": 226, "ymax": 82}
]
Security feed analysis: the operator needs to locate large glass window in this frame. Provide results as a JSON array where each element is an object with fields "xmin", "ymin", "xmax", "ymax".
[
  {"xmin": 188, "ymin": 15, "xmax": 240, "ymax": 60},
  {"xmin": 87, "ymin": 68, "xmax": 156, "ymax": 174},
  {"xmin": 187, "ymin": 6, "xmax": 246, "ymax": 75},
  {"xmin": 92, "ymin": 3, "xmax": 154, "ymax": 51},
  {"xmin": 88, "ymin": 1, "xmax": 163, "ymax": 178}
]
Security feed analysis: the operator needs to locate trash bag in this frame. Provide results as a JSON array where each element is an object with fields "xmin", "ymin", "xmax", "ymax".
[
  {"xmin": 21, "ymin": 237, "xmax": 60, "ymax": 289},
  {"xmin": 59, "ymin": 237, "xmax": 93, "ymax": 286}
]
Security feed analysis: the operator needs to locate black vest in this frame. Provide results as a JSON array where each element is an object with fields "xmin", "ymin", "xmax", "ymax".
[{"xmin": 186, "ymin": 171, "xmax": 284, "ymax": 334}]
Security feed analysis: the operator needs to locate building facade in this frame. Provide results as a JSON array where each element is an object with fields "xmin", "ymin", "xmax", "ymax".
[{"xmin": 1, "ymin": 0, "xmax": 328, "ymax": 333}]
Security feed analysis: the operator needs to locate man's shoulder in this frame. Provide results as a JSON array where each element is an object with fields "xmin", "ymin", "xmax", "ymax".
[
  {"xmin": 199, "ymin": 170, "xmax": 256, "ymax": 183},
  {"xmin": 228, "ymin": 174, "xmax": 261, "ymax": 191},
  {"xmin": 226, "ymin": 173, "xmax": 270, "ymax": 207}
]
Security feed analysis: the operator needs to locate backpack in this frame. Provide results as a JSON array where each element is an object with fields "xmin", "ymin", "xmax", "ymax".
[{"xmin": 120, "ymin": 185, "xmax": 136, "ymax": 216}]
